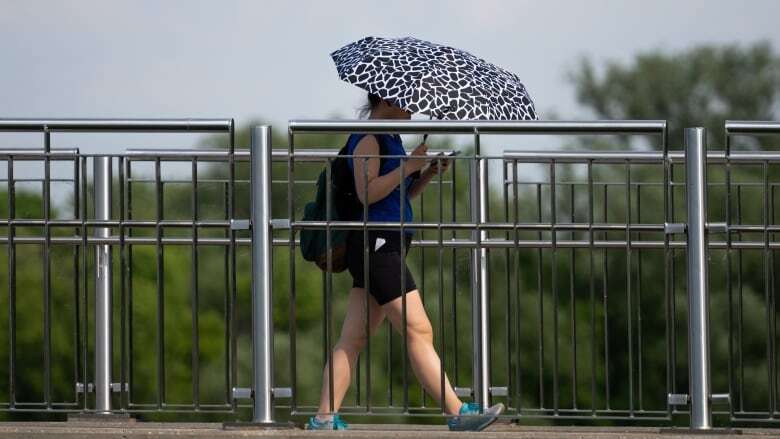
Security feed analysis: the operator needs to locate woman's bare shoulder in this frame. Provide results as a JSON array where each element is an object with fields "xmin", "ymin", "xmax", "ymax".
[{"xmin": 354, "ymin": 134, "xmax": 380, "ymax": 155}]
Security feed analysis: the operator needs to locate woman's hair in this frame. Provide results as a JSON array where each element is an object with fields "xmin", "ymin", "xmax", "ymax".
[{"xmin": 358, "ymin": 93, "xmax": 383, "ymax": 118}]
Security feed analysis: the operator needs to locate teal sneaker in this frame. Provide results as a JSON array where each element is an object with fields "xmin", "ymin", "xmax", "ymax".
[
  {"xmin": 307, "ymin": 414, "xmax": 348, "ymax": 430},
  {"xmin": 447, "ymin": 402, "xmax": 504, "ymax": 431}
]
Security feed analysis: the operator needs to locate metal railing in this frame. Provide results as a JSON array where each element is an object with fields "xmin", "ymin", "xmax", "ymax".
[
  {"xmin": 720, "ymin": 121, "xmax": 780, "ymax": 424},
  {"xmin": 277, "ymin": 120, "xmax": 677, "ymax": 423},
  {"xmin": 2, "ymin": 118, "xmax": 780, "ymax": 432},
  {"xmin": 0, "ymin": 118, "xmax": 243, "ymax": 415}
]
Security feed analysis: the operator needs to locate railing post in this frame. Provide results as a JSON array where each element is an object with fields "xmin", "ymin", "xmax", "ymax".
[
  {"xmin": 470, "ymin": 136, "xmax": 490, "ymax": 409},
  {"xmin": 250, "ymin": 125, "xmax": 274, "ymax": 423},
  {"xmin": 94, "ymin": 156, "xmax": 112, "ymax": 414},
  {"xmin": 685, "ymin": 127, "xmax": 712, "ymax": 430}
]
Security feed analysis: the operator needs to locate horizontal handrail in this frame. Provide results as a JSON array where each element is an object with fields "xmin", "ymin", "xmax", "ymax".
[
  {"xmin": 0, "ymin": 118, "xmax": 234, "ymax": 133},
  {"xmin": 289, "ymin": 119, "xmax": 667, "ymax": 135},
  {"xmin": 725, "ymin": 120, "xmax": 780, "ymax": 134}
]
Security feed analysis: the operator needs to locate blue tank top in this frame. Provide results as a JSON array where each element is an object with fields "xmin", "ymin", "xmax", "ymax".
[{"xmin": 345, "ymin": 133, "xmax": 414, "ymax": 229}]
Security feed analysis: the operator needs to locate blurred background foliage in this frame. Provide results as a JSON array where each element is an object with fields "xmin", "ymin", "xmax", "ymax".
[{"xmin": 1, "ymin": 42, "xmax": 779, "ymax": 426}]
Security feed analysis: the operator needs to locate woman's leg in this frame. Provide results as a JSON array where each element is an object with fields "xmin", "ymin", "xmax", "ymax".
[
  {"xmin": 382, "ymin": 290, "xmax": 462, "ymax": 415},
  {"xmin": 316, "ymin": 287, "xmax": 385, "ymax": 417}
]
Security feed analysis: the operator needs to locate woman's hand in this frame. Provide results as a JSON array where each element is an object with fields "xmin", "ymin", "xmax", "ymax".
[
  {"xmin": 423, "ymin": 154, "xmax": 452, "ymax": 177},
  {"xmin": 405, "ymin": 143, "xmax": 429, "ymax": 175}
]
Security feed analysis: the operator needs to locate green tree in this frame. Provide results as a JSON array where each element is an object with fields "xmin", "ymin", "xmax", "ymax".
[
  {"xmin": 571, "ymin": 42, "xmax": 780, "ymax": 146},
  {"xmin": 567, "ymin": 42, "xmax": 780, "ymax": 420}
]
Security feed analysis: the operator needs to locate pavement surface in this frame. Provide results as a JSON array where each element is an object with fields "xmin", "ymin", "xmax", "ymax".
[{"xmin": 0, "ymin": 421, "xmax": 771, "ymax": 438}]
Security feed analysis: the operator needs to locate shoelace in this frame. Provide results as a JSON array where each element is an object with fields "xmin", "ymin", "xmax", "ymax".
[
  {"xmin": 459, "ymin": 402, "xmax": 481, "ymax": 415},
  {"xmin": 332, "ymin": 415, "xmax": 349, "ymax": 430}
]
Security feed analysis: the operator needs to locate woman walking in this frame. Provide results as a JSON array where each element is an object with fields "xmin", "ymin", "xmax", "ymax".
[{"xmin": 308, "ymin": 94, "xmax": 504, "ymax": 431}]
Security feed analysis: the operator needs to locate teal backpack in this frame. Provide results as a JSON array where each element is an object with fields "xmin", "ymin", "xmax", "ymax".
[{"xmin": 300, "ymin": 137, "xmax": 388, "ymax": 272}]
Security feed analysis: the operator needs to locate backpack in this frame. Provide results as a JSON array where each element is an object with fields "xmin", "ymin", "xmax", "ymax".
[{"xmin": 300, "ymin": 135, "xmax": 388, "ymax": 272}]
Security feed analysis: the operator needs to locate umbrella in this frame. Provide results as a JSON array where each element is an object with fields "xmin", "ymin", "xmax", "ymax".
[{"xmin": 331, "ymin": 36, "xmax": 538, "ymax": 121}]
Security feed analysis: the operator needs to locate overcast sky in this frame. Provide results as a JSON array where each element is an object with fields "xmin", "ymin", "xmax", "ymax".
[{"xmin": 2, "ymin": 0, "xmax": 780, "ymax": 152}]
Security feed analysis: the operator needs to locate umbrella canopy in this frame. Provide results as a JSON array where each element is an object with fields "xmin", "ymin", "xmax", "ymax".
[{"xmin": 331, "ymin": 36, "xmax": 538, "ymax": 121}]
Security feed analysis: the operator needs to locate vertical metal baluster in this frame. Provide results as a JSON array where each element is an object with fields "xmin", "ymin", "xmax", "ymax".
[
  {"xmin": 570, "ymin": 182, "xmax": 577, "ymax": 410},
  {"xmin": 669, "ymin": 160, "xmax": 678, "ymax": 400},
  {"xmin": 118, "ymin": 156, "xmax": 127, "ymax": 410},
  {"xmin": 663, "ymin": 129, "xmax": 673, "ymax": 418},
  {"xmin": 625, "ymin": 160, "xmax": 634, "ymax": 416},
  {"xmin": 7, "ymin": 158, "xmax": 15, "ymax": 409},
  {"xmin": 725, "ymin": 131, "xmax": 735, "ymax": 420},
  {"xmin": 288, "ymin": 131, "xmax": 297, "ymax": 413},
  {"xmin": 470, "ymin": 132, "xmax": 490, "ymax": 411},
  {"xmin": 536, "ymin": 183, "xmax": 544, "ymax": 409},
  {"xmin": 551, "ymin": 160, "xmax": 559, "ymax": 414},
  {"xmin": 637, "ymin": 182, "xmax": 644, "ymax": 412},
  {"xmin": 685, "ymin": 127, "xmax": 712, "ymax": 430},
  {"xmin": 155, "ymin": 158, "xmax": 165, "ymax": 409},
  {"xmin": 81, "ymin": 157, "xmax": 89, "ymax": 411},
  {"xmin": 73, "ymin": 155, "xmax": 82, "ymax": 406},
  {"xmin": 603, "ymin": 184, "xmax": 610, "ymax": 410},
  {"xmin": 223, "ymin": 181, "xmax": 230, "ymax": 405},
  {"xmin": 125, "ymin": 158, "xmax": 133, "ymax": 408},
  {"xmin": 737, "ymin": 185, "xmax": 745, "ymax": 412},
  {"xmin": 419, "ymin": 187, "xmax": 425, "ymax": 409},
  {"xmin": 400, "ymin": 155, "xmax": 409, "ymax": 413},
  {"xmin": 191, "ymin": 158, "xmax": 200, "ymax": 409},
  {"xmin": 438, "ymin": 154, "xmax": 445, "ymax": 414},
  {"xmin": 588, "ymin": 160, "xmax": 596, "ymax": 415},
  {"xmin": 228, "ymin": 121, "xmax": 238, "ymax": 410},
  {"xmin": 388, "ymin": 300, "xmax": 393, "ymax": 407},
  {"xmin": 765, "ymin": 161, "xmax": 775, "ymax": 418},
  {"xmin": 250, "ymin": 125, "xmax": 274, "ymax": 423},
  {"xmin": 513, "ymin": 159, "xmax": 522, "ymax": 413},
  {"xmin": 451, "ymin": 157, "xmax": 458, "ymax": 388},
  {"xmin": 43, "ymin": 128, "xmax": 52, "ymax": 409},
  {"xmin": 363, "ymin": 155, "xmax": 371, "ymax": 413},
  {"xmin": 94, "ymin": 156, "xmax": 113, "ymax": 414},
  {"xmin": 503, "ymin": 161, "xmax": 512, "ymax": 410},
  {"xmin": 325, "ymin": 159, "xmax": 335, "ymax": 414},
  {"xmin": 772, "ymin": 182, "xmax": 778, "ymax": 418}
]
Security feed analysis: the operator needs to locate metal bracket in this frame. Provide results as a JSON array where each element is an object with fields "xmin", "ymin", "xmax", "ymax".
[
  {"xmin": 270, "ymin": 219, "xmax": 290, "ymax": 230},
  {"xmin": 711, "ymin": 393, "xmax": 731, "ymax": 406},
  {"xmin": 707, "ymin": 222, "xmax": 728, "ymax": 234},
  {"xmin": 231, "ymin": 386, "xmax": 291, "ymax": 400},
  {"xmin": 664, "ymin": 223, "xmax": 686, "ymax": 235},
  {"xmin": 272, "ymin": 387, "xmax": 292, "ymax": 399},
  {"xmin": 489, "ymin": 386, "xmax": 508, "ymax": 397},
  {"xmin": 230, "ymin": 219, "xmax": 251, "ymax": 231},
  {"xmin": 75, "ymin": 382, "xmax": 94, "ymax": 394},
  {"xmin": 667, "ymin": 393, "xmax": 689, "ymax": 406},
  {"xmin": 454, "ymin": 387, "xmax": 472, "ymax": 398},
  {"xmin": 110, "ymin": 383, "xmax": 129, "ymax": 393},
  {"xmin": 232, "ymin": 387, "xmax": 252, "ymax": 400}
]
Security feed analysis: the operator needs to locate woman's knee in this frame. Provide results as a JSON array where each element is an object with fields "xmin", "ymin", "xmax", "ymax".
[
  {"xmin": 407, "ymin": 317, "xmax": 434, "ymax": 344},
  {"xmin": 336, "ymin": 331, "xmax": 368, "ymax": 353}
]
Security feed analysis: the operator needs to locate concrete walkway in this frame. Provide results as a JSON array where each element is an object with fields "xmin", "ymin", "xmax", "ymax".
[{"xmin": 0, "ymin": 421, "xmax": 770, "ymax": 438}]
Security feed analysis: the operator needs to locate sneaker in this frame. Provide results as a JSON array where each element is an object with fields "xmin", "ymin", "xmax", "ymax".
[
  {"xmin": 447, "ymin": 402, "xmax": 504, "ymax": 431},
  {"xmin": 307, "ymin": 414, "xmax": 349, "ymax": 430}
]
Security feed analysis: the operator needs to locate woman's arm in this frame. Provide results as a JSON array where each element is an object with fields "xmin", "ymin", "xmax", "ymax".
[{"xmin": 353, "ymin": 136, "xmax": 429, "ymax": 206}]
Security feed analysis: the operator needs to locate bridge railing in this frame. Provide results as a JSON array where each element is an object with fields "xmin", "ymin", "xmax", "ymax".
[
  {"xmin": 2, "ymin": 118, "xmax": 780, "ymax": 432},
  {"xmin": 268, "ymin": 120, "xmax": 678, "ymax": 423}
]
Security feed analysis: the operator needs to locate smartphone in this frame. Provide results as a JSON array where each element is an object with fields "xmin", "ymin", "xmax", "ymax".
[{"xmin": 437, "ymin": 150, "xmax": 461, "ymax": 157}]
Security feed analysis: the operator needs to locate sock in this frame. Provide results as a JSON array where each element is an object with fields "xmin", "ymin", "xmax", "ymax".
[{"xmin": 315, "ymin": 414, "xmax": 334, "ymax": 423}]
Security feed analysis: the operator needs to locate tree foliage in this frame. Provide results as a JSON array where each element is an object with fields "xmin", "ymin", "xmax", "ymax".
[{"xmin": 571, "ymin": 42, "xmax": 780, "ymax": 146}]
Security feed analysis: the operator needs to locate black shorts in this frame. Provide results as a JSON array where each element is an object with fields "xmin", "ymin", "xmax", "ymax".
[{"xmin": 346, "ymin": 230, "xmax": 417, "ymax": 306}]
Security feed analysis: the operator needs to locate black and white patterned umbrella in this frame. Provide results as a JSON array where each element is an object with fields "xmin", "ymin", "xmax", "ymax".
[{"xmin": 331, "ymin": 36, "xmax": 538, "ymax": 120}]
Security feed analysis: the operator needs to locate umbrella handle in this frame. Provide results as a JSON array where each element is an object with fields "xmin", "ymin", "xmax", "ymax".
[{"xmin": 423, "ymin": 133, "xmax": 429, "ymax": 144}]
